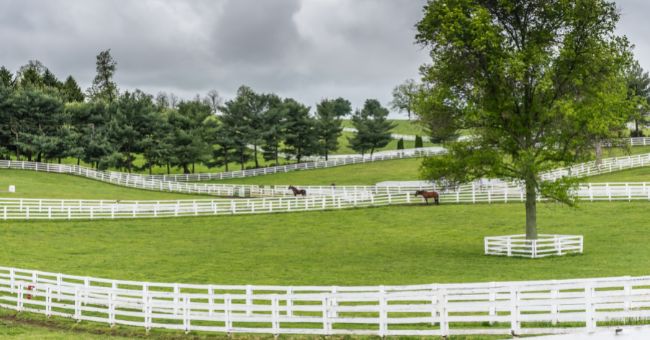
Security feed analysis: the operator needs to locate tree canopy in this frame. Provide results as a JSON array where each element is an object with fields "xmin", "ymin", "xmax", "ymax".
[{"xmin": 415, "ymin": 0, "xmax": 638, "ymax": 239}]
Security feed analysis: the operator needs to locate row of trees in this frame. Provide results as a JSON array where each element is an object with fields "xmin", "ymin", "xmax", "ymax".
[{"xmin": 0, "ymin": 51, "xmax": 396, "ymax": 173}]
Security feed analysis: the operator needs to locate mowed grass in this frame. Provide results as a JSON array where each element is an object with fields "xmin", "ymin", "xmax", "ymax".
[
  {"xmin": 0, "ymin": 170, "xmax": 213, "ymax": 200},
  {"xmin": 342, "ymin": 119, "xmax": 428, "ymax": 136},
  {"xmin": 331, "ymin": 132, "xmax": 436, "ymax": 155},
  {"xmin": 211, "ymin": 158, "xmax": 424, "ymax": 185},
  {"xmin": 0, "ymin": 202, "xmax": 649, "ymax": 286},
  {"xmin": 586, "ymin": 167, "xmax": 650, "ymax": 183}
]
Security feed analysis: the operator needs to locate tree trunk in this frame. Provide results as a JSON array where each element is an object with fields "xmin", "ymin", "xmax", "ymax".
[
  {"xmin": 325, "ymin": 149, "xmax": 328, "ymax": 161},
  {"xmin": 525, "ymin": 179, "xmax": 538, "ymax": 240},
  {"xmin": 166, "ymin": 163, "xmax": 170, "ymax": 175},
  {"xmin": 192, "ymin": 162, "xmax": 195, "ymax": 174},
  {"xmin": 595, "ymin": 139, "xmax": 603, "ymax": 166},
  {"xmin": 254, "ymin": 145, "xmax": 259, "ymax": 168},
  {"xmin": 182, "ymin": 164, "xmax": 190, "ymax": 174},
  {"xmin": 77, "ymin": 157, "xmax": 80, "ymax": 166},
  {"xmin": 240, "ymin": 151, "xmax": 245, "ymax": 170}
]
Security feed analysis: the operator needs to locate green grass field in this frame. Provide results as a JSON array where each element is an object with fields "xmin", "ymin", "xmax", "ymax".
[
  {"xmin": 0, "ymin": 202, "xmax": 648, "ymax": 285},
  {"xmin": 586, "ymin": 167, "xmax": 650, "ymax": 183},
  {"xmin": 211, "ymin": 158, "xmax": 424, "ymax": 185},
  {"xmin": 0, "ymin": 170, "xmax": 212, "ymax": 200},
  {"xmin": 342, "ymin": 119, "xmax": 428, "ymax": 136}
]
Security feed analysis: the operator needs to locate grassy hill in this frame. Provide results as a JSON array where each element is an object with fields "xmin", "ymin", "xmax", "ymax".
[
  {"xmin": 1, "ymin": 202, "xmax": 648, "ymax": 286},
  {"xmin": 0, "ymin": 170, "xmax": 213, "ymax": 200}
]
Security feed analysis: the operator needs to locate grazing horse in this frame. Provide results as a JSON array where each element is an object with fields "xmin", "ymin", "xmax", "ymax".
[
  {"xmin": 288, "ymin": 185, "xmax": 307, "ymax": 196},
  {"xmin": 415, "ymin": 190, "xmax": 439, "ymax": 205}
]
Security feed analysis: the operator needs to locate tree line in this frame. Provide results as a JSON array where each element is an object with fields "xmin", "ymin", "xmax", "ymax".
[{"xmin": 0, "ymin": 50, "xmax": 396, "ymax": 174}]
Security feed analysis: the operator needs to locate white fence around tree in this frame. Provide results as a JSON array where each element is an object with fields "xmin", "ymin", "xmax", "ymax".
[
  {"xmin": 484, "ymin": 235, "xmax": 584, "ymax": 258},
  {"xmin": 1, "ymin": 266, "xmax": 650, "ymax": 337}
]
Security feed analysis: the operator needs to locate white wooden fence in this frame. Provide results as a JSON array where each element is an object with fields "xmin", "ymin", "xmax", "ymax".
[
  {"xmin": 484, "ymin": 235, "xmax": 584, "ymax": 258},
  {"xmin": 1, "ymin": 266, "xmax": 649, "ymax": 337},
  {"xmin": 3, "ymin": 151, "xmax": 650, "ymax": 200},
  {"xmin": 1, "ymin": 182, "xmax": 649, "ymax": 220},
  {"xmin": 0, "ymin": 193, "xmax": 414, "ymax": 220},
  {"xmin": 152, "ymin": 146, "xmax": 445, "ymax": 182}
]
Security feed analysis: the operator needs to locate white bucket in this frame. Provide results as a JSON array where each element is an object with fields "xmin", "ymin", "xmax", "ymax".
[{"xmin": 8, "ymin": 185, "xmax": 15, "ymax": 193}]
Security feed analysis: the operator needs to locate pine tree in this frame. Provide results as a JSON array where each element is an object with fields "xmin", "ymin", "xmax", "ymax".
[
  {"xmin": 397, "ymin": 138, "xmax": 404, "ymax": 150},
  {"xmin": 348, "ymin": 99, "xmax": 396, "ymax": 156},
  {"xmin": 61, "ymin": 76, "xmax": 85, "ymax": 103},
  {"xmin": 414, "ymin": 135, "xmax": 423, "ymax": 148},
  {"xmin": 315, "ymin": 98, "xmax": 351, "ymax": 160},
  {"xmin": 283, "ymin": 98, "xmax": 317, "ymax": 163},
  {"xmin": 88, "ymin": 49, "xmax": 118, "ymax": 103}
]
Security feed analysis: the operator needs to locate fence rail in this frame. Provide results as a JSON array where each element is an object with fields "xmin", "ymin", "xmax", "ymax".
[
  {"xmin": 1, "ymin": 266, "xmax": 649, "ymax": 336},
  {"xmin": 484, "ymin": 234, "xmax": 584, "ymax": 258},
  {"xmin": 0, "ymin": 182, "xmax": 649, "ymax": 220},
  {"xmin": 0, "ymin": 193, "xmax": 415, "ymax": 220},
  {"xmin": 3, "ymin": 152, "xmax": 650, "ymax": 200}
]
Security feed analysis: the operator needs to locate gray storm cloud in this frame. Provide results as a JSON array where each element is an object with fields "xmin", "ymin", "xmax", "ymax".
[{"xmin": 0, "ymin": 0, "xmax": 647, "ymax": 115}]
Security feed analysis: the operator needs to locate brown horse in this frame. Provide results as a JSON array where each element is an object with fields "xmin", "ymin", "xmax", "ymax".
[
  {"xmin": 415, "ymin": 190, "xmax": 439, "ymax": 205},
  {"xmin": 288, "ymin": 185, "xmax": 307, "ymax": 196}
]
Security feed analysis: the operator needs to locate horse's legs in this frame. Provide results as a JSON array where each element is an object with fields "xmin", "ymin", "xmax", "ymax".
[{"xmin": 435, "ymin": 197, "xmax": 439, "ymax": 205}]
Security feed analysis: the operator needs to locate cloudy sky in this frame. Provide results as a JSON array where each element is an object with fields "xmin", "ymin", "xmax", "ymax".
[{"xmin": 0, "ymin": 0, "xmax": 648, "ymax": 117}]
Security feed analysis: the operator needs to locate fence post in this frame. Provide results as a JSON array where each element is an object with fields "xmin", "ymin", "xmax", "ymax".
[
  {"xmin": 246, "ymin": 285, "xmax": 253, "ymax": 316},
  {"xmin": 510, "ymin": 287, "xmax": 520, "ymax": 335},
  {"xmin": 585, "ymin": 283, "xmax": 596, "ymax": 331},
  {"xmin": 224, "ymin": 294, "xmax": 232, "ymax": 333},
  {"xmin": 489, "ymin": 282, "xmax": 496, "ymax": 325},
  {"xmin": 272, "ymin": 296, "xmax": 280, "ymax": 335},
  {"xmin": 379, "ymin": 288, "xmax": 387, "ymax": 337},
  {"xmin": 551, "ymin": 286, "xmax": 559, "ymax": 325},
  {"xmin": 437, "ymin": 288, "xmax": 448, "ymax": 337},
  {"xmin": 45, "ymin": 286, "xmax": 52, "ymax": 317},
  {"xmin": 322, "ymin": 296, "xmax": 332, "ymax": 335}
]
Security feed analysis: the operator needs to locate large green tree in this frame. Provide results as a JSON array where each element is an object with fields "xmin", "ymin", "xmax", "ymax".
[
  {"xmin": 626, "ymin": 61, "xmax": 650, "ymax": 137},
  {"xmin": 390, "ymin": 79, "xmax": 419, "ymax": 120},
  {"xmin": 348, "ymin": 99, "xmax": 395, "ymax": 156},
  {"xmin": 283, "ymin": 98, "xmax": 317, "ymax": 163},
  {"xmin": 415, "ymin": 0, "xmax": 637, "ymax": 239},
  {"xmin": 88, "ymin": 49, "xmax": 118, "ymax": 103},
  {"xmin": 315, "ymin": 97, "xmax": 351, "ymax": 160}
]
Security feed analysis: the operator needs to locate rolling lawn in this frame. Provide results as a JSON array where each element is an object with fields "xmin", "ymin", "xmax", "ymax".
[
  {"xmin": 0, "ymin": 202, "xmax": 649, "ymax": 286},
  {"xmin": 0, "ymin": 170, "xmax": 213, "ymax": 200},
  {"xmin": 210, "ymin": 158, "xmax": 424, "ymax": 185}
]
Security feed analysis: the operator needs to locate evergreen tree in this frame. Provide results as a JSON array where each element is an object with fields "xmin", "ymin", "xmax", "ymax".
[
  {"xmin": 0, "ymin": 67, "xmax": 14, "ymax": 88},
  {"xmin": 283, "ymin": 98, "xmax": 317, "ymax": 163},
  {"xmin": 8, "ymin": 88, "xmax": 64, "ymax": 161},
  {"xmin": 397, "ymin": 138, "xmax": 404, "ymax": 150},
  {"xmin": 88, "ymin": 49, "xmax": 118, "ymax": 103},
  {"xmin": 260, "ymin": 94, "xmax": 286, "ymax": 165},
  {"xmin": 414, "ymin": 135, "xmax": 423, "ymax": 148},
  {"xmin": 348, "ymin": 99, "xmax": 395, "ymax": 156},
  {"xmin": 42, "ymin": 69, "xmax": 62, "ymax": 90},
  {"xmin": 219, "ymin": 86, "xmax": 257, "ymax": 170},
  {"xmin": 61, "ymin": 76, "xmax": 85, "ymax": 103},
  {"xmin": 168, "ymin": 100, "xmax": 211, "ymax": 173},
  {"xmin": 315, "ymin": 97, "xmax": 351, "ymax": 160}
]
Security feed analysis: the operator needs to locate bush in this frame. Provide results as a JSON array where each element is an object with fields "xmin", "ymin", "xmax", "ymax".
[
  {"xmin": 631, "ymin": 129, "xmax": 645, "ymax": 137},
  {"xmin": 414, "ymin": 135, "xmax": 423, "ymax": 148}
]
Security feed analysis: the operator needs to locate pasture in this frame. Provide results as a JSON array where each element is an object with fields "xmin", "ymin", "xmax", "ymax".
[
  {"xmin": 1, "ymin": 155, "xmax": 650, "ymax": 339},
  {"xmin": 0, "ymin": 202, "xmax": 648, "ymax": 286}
]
